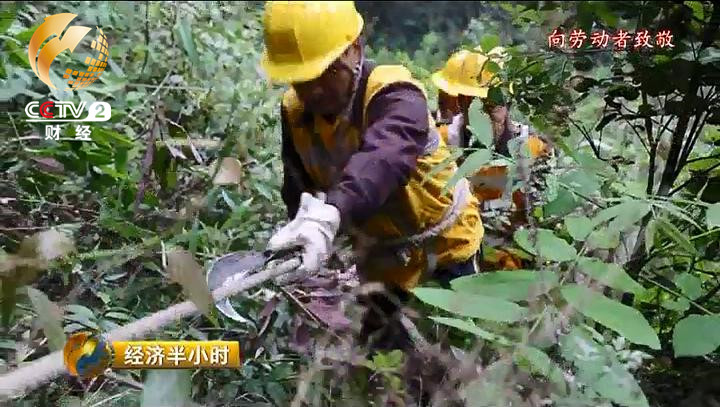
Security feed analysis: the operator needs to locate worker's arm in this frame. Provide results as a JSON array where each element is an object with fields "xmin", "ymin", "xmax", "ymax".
[
  {"xmin": 280, "ymin": 106, "xmax": 313, "ymax": 219},
  {"xmin": 326, "ymin": 83, "xmax": 430, "ymax": 224}
]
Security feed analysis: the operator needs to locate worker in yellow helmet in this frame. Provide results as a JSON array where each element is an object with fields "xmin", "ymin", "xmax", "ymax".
[
  {"xmin": 432, "ymin": 46, "xmax": 553, "ymax": 270},
  {"xmin": 261, "ymin": 1, "xmax": 482, "ymax": 352}
]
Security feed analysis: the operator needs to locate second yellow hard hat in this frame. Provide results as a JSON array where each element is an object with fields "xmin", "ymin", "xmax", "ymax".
[{"xmin": 432, "ymin": 46, "xmax": 507, "ymax": 98}]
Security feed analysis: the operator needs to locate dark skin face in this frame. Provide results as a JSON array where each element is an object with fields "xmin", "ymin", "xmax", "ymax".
[{"xmin": 291, "ymin": 39, "xmax": 362, "ymax": 117}]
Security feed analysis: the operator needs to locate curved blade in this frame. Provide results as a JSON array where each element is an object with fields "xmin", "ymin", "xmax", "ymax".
[{"xmin": 207, "ymin": 251, "xmax": 267, "ymax": 322}]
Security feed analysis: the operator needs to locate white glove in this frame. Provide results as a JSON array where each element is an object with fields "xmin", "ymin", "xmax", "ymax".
[{"xmin": 267, "ymin": 192, "xmax": 341, "ymax": 277}]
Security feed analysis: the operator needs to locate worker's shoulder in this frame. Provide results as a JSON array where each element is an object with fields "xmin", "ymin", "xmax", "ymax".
[
  {"xmin": 366, "ymin": 64, "xmax": 427, "ymax": 101},
  {"xmin": 281, "ymin": 88, "xmax": 302, "ymax": 114}
]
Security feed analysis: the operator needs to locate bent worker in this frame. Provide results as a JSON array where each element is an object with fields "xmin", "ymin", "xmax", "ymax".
[
  {"xmin": 431, "ymin": 47, "xmax": 554, "ymax": 270},
  {"xmin": 260, "ymin": 1, "xmax": 483, "ymax": 352}
]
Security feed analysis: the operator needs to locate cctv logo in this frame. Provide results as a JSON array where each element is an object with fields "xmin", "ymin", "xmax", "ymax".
[{"xmin": 25, "ymin": 100, "xmax": 111, "ymax": 122}]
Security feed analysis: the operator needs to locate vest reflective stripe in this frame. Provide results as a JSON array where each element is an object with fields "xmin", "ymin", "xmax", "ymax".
[{"xmin": 282, "ymin": 65, "xmax": 482, "ymax": 291}]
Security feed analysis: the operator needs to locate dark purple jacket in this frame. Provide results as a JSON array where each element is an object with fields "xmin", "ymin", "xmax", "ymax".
[{"xmin": 280, "ymin": 60, "xmax": 430, "ymax": 225}]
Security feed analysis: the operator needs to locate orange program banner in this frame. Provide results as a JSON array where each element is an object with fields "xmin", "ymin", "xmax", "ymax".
[{"xmin": 112, "ymin": 341, "xmax": 241, "ymax": 369}]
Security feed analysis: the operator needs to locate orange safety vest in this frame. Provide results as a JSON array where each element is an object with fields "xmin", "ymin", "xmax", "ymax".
[{"xmin": 282, "ymin": 65, "xmax": 483, "ymax": 291}]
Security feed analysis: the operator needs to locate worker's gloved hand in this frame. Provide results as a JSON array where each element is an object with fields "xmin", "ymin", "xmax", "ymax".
[{"xmin": 267, "ymin": 192, "xmax": 341, "ymax": 284}]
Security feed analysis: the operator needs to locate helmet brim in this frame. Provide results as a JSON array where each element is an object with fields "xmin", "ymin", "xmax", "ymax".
[{"xmin": 431, "ymin": 71, "xmax": 489, "ymax": 98}]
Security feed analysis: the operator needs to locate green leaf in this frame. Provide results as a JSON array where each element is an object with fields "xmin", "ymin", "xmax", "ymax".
[
  {"xmin": 0, "ymin": 4, "xmax": 16, "ymax": 34},
  {"xmin": 674, "ymin": 273, "xmax": 702, "ymax": 300},
  {"xmin": 659, "ymin": 202, "xmax": 702, "ymax": 229},
  {"xmin": 467, "ymin": 99, "xmax": 493, "ymax": 148},
  {"xmin": 607, "ymin": 201, "xmax": 650, "ymax": 233},
  {"xmin": 562, "ymin": 285, "xmax": 660, "ymax": 349},
  {"xmin": 684, "ymin": 1, "xmax": 704, "ymax": 21},
  {"xmin": 543, "ymin": 188, "xmax": 580, "ymax": 217},
  {"xmin": 587, "ymin": 227, "xmax": 621, "ymax": 250},
  {"xmin": 560, "ymin": 169, "xmax": 600, "ymax": 196},
  {"xmin": 176, "ymin": 18, "xmax": 200, "ymax": 67},
  {"xmin": 443, "ymin": 149, "xmax": 491, "ymax": 193},
  {"xmin": 561, "ymin": 327, "xmax": 650, "ymax": 407},
  {"xmin": 565, "ymin": 215, "xmax": 593, "ymax": 241},
  {"xmin": 577, "ymin": 258, "xmax": 645, "ymax": 295},
  {"xmin": 27, "ymin": 287, "xmax": 65, "ymax": 351},
  {"xmin": 450, "ymin": 270, "xmax": 558, "ymax": 302},
  {"xmin": 644, "ymin": 219, "xmax": 657, "ymax": 255},
  {"xmin": 141, "ymin": 370, "xmax": 192, "ymax": 407},
  {"xmin": 166, "ymin": 250, "xmax": 214, "ymax": 317},
  {"xmin": 656, "ymin": 218, "xmax": 696, "ymax": 254},
  {"xmin": 592, "ymin": 200, "xmax": 647, "ymax": 228},
  {"xmin": 430, "ymin": 317, "xmax": 512, "ymax": 345},
  {"xmin": 707, "ymin": 203, "xmax": 720, "ymax": 229},
  {"xmin": 479, "ymin": 34, "xmax": 500, "ymax": 53},
  {"xmin": 672, "ymin": 314, "xmax": 720, "ymax": 357},
  {"xmin": 536, "ymin": 229, "xmax": 576, "ymax": 262},
  {"xmin": 413, "ymin": 288, "xmax": 526, "ymax": 322},
  {"xmin": 513, "ymin": 228, "xmax": 537, "ymax": 255},
  {"xmin": 513, "ymin": 346, "xmax": 566, "ymax": 389}
]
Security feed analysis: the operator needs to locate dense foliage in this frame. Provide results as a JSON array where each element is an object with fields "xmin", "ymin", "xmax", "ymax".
[{"xmin": 1, "ymin": 1, "xmax": 719, "ymax": 406}]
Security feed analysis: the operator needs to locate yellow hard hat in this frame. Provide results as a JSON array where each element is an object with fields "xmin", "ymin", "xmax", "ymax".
[
  {"xmin": 432, "ymin": 46, "xmax": 507, "ymax": 98},
  {"xmin": 261, "ymin": 1, "xmax": 364, "ymax": 83}
]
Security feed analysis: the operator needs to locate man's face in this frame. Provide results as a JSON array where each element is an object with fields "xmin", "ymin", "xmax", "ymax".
[
  {"xmin": 292, "ymin": 44, "xmax": 360, "ymax": 116},
  {"xmin": 438, "ymin": 91, "xmax": 474, "ymax": 121}
]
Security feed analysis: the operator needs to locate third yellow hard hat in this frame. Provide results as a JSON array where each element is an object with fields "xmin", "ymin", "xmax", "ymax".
[
  {"xmin": 261, "ymin": 1, "xmax": 364, "ymax": 83},
  {"xmin": 432, "ymin": 46, "xmax": 507, "ymax": 98}
]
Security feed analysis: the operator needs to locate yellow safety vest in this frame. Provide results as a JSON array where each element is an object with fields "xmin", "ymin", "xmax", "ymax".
[{"xmin": 282, "ymin": 65, "xmax": 483, "ymax": 291}]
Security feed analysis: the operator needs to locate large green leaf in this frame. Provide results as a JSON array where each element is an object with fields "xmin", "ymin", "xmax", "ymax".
[
  {"xmin": 444, "ymin": 149, "xmax": 491, "ymax": 193},
  {"xmin": 592, "ymin": 200, "xmax": 648, "ymax": 229},
  {"xmin": 565, "ymin": 215, "xmax": 593, "ymax": 241},
  {"xmin": 707, "ymin": 203, "xmax": 720, "ymax": 229},
  {"xmin": 560, "ymin": 169, "xmax": 600, "ymax": 196},
  {"xmin": 544, "ymin": 188, "xmax": 580, "ymax": 217},
  {"xmin": 479, "ymin": 34, "xmax": 500, "ymax": 53},
  {"xmin": 674, "ymin": 273, "xmax": 703, "ymax": 300},
  {"xmin": 536, "ymin": 229, "xmax": 577, "ymax": 262},
  {"xmin": 577, "ymin": 258, "xmax": 645, "ymax": 295},
  {"xmin": 561, "ymin": 285, "xmax": 660, "ymax": 349},
  {"xmin": 607, "ymin": 201, "xmax": 650, "ymax": 233},
  {"xmin": 141, "ymin": 370, "xmax": 192, "ymax": 407},
  {"xmin": 513, "ymin": 346, "xmax": 566, "ymax": 390},
  {"xmin": 176, "ymin": 18, "xmax": 200, "ymax": 67},
  {"xmin": 413, "ymin": 288, "xmax": 526, "ymax": 322},
  {"xmin": 561, "ymin": 327, "xmax": 650, "ymax": 407},
  {"xmin": 467, "ymin": 99, "xmax": 493, "ymax": 148},
  {"xmin": 656, "ymin": 218, "xmax": 696, "ymax": 254},
  {"xmin": 451, "ymin": 270, "xmax": 558, "ymax": 302},
  {"xmin": 27, "ymin": 287, "xmax": 65, "ymax": 351},
  {"xmin": 587, "ymin": 227, "xmax": 621, "ymax": 250},
  {"xmin": 513, "ymin": 229, "xmax": 537, "ymax": 255},
  {"xmin": 430, "ymin": 317, "xmax": 511, "ymax": 345},
  {"xmin": 672, "ymin": 314, "xmax": 720, "ymax": 357}
]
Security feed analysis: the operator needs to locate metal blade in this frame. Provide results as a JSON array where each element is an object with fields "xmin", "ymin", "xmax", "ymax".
[{"xmin": 206, "ymin": 251, "xmax": 268, "ymax": 322}]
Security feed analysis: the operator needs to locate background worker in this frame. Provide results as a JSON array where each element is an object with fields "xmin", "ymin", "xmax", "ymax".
[
  {"xmin": 260, "ymin": 1, "xmax": 483, "ymax": 352},
  {"xmin": 431, "ymin": 46, "xmax": 554, "ymax": 270}
]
